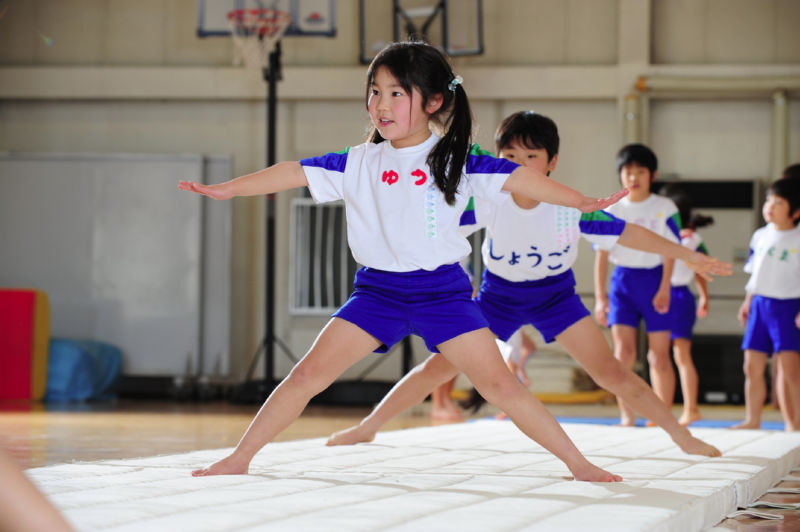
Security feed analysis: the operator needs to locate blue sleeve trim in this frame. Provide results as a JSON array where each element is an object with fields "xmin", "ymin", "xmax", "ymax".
[
  {"xmin": 459, "ymin": 209, "xmax": 477, "ymax": 226},
  {"xmin": 466, "ymin": 153, "xmax": 519, "ymax": 175},
  {"xmin": 300, "ymin": 151, "xmax": 348, "ymax": 173},
  {"xmin": 666, "ymin": 216, "xmax": 681, "ymax": 240},
  {"xmin": 579, "ymin": 210, "xmax": 626, "ymax": 236}
]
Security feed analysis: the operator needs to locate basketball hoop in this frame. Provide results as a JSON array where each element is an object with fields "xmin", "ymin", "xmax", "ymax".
[{"xmin": 227, "ymin": 8, "xmax": 291, "ymax": 69}]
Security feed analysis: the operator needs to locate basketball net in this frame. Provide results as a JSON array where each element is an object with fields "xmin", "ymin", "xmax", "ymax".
[{"xmin": 227, "ymin": 9, "xmax": 291, "ymax": 69}]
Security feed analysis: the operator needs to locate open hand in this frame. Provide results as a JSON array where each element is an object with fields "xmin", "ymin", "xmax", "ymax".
[
  {"xmin": 578, "ymin": 188, "xmax": 629, "ymax": 213},
  {"xmin": 178, "ymin": 180, "xmax": 233, "ymax": 200},
  {"xmin": 685, "ymin": 252, "xmax": 733, "ymax": 281}
]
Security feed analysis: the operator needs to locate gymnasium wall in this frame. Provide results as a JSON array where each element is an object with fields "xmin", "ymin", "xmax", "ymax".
[{"xmin": 0, "ymin": 0, "xmax": 798, "ymax": 382}]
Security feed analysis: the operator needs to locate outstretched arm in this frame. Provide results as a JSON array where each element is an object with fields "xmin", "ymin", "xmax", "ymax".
[
  {"xmin": 178, "ymin": 161, "xmax": 308, "ymax": 200},
  {"xmin": 616, "ymin": 224, "xmax": 733, "ymax": 280},
  {"xmin": 503, "ymin": 167, "xmax": 628, "ymax": 212}
]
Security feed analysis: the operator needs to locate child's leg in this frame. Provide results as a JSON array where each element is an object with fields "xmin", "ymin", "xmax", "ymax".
[
  {"xmin": 646, "ymin": 331, "xmax": 675, "ymax": 409},
  {"xmin": 557, "ymin": 318, "xmax": 719, "ymax": 456},
  {"xmin": 611, "ymin": 324, "xmax": 639, "ymax": 426},
  {"xmin": 328, "ymin": 353, "xmax": 459, "ymax": 445},
  {"xmin": 771, "ymin": 360, "xmax": 781, "ymax": 410},
  {"xmin": 672, "ymin": 338, "xmax": 700, "ymax": 425},
  {"xmin": 732, "ymin": 349, "xmax": 768, "ymax": 429},
  {"xmin": 431, "ymin": 375, "xmax": 463, "ymax": 422},
  {"xmin": 193, "ymin": 318, "xmax": 381, "ymax": 476},
  {"xmin": 439, "ymin": 327, "xmax": 621, "ymax": 482},
  {"xmin": 776, "ymin": 351, "xmax": 800, "ymax": 431}
]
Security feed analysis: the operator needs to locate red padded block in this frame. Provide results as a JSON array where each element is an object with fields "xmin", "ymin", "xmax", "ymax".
[{"xmin": 0, "ymin": 290, "xmax": 36, "ymax": 399}]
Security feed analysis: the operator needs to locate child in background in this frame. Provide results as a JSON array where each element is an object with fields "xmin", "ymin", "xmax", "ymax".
[
  {"xmin": 770, "ymin": 163, "xmax": 800, "ymax": 411},
  {"xmin": 180, "ymin": 42, "xmax": 629, "ymax": 482},
  {"xmin": 735, "ymin": 175, "xmax": 800, "ymax": 431},
  {"xmin": 661, "ymin": 184, "xmax": 715, "ymax": 426},
  {"xmin": 327, "ymin": 111, "xmax": 728, "ymax": 457},
  {"xmin": 594, "ymin": 144, "xmax": 680, "ymax": 426}
]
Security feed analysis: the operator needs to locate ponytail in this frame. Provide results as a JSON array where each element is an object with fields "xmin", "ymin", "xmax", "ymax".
[{"xmin": 427, "ymin": 83, "xmax": 472, "ymax": 205}]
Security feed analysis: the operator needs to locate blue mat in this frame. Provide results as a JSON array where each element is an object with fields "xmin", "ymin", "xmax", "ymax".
[
  {"xmin": 473, "ymin": 415, "xmax": 785, "ymax": 431},
  {"xmin": 553, "ymin": 416, "xmax": 785, "ymax": 431}
]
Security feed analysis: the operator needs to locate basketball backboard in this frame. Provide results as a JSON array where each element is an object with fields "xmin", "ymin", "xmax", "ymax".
[
  {"xmin": 359, "ymin": 0, "xmax": 483, "ymax": 64},
  {"xmin": 197, "ymin": 0, "xmax": 336, "ymax": 37}
]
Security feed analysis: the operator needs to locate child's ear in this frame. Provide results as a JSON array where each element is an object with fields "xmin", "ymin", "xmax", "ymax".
[
  {"xmin": 650, "ymin": 169, "xmax": 658, "ymax": 182},
  {"xmin": 792, "ymin": 207, "xmax": 800, "ymax": 224},
  {"xmin": 548, "ymin": 154, "xmax": 559, "ymax": 173},
  {"xmin": 426, "ymin": 93, "xmax": 444, "ymax": 114}
]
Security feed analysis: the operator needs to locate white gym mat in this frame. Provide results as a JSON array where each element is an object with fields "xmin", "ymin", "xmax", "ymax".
[{"xmin": 27, "ymin": 421, "xmax": 800, "ymax": 531}]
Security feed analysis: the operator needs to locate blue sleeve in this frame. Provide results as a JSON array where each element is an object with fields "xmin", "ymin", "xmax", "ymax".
[{"xmin": 579, "ymin": 210, "xmax": 626, "ymax": 236}]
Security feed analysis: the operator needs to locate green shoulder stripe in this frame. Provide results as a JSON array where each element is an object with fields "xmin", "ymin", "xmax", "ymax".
[
  {"xmin": 579, "ymin": 210, "xmax": 614, "ymax": 222},
  {"xmin": 469, "ymin": 144, "xmax": 494, "ymax": 157}
]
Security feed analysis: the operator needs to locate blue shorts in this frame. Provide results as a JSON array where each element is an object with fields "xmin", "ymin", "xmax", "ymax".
[
  {"xmin": 334, "ymin": 263, "xmax": 488, "ymax": 354},
  {"xmin": 476, "ymin": 269, "xmax": 590, "ymax": 343},
  {"xmin": 741, "ymin": 295, "xmax": 800, "ymax": 355},
  {"xmin": 608, "ymin": 265, "xmax": 672, "ymax": 332},
  {"xmin": 669, "ymin": 285, "xmax": 696, "ymax": 341}
]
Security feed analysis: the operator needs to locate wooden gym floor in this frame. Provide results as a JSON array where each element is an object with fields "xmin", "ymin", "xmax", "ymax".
[{"xmin": 0, "ymin": 398, "xmax": 797, "ymax": 531}]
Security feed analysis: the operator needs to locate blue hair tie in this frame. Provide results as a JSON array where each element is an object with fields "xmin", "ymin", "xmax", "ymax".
[{"xmin": 448, "ymin": 75, "xmax": 463, "ymax": 92}]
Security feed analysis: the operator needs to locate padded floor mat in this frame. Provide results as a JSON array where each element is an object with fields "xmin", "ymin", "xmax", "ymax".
[{"xmin": 27, "ymin": 421, "xmax": 800, "ymax": 531}]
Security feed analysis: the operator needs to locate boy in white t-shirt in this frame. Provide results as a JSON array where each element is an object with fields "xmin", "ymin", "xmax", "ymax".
[
  {"xmin": 328, "ymin": 112, "xmax": 728, "ymax": 457},
  {"xmin": 735, "ymin": 176, "xmax": 800, "ymax": 431},
  {"xmin": 594, "ymin": 144, "xmax": 681, "ymax": 426}
]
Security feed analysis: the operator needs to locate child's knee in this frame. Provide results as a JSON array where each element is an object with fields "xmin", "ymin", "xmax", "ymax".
[
  {"xmin": 421, "ymin": 354, "xmax": 458, "ymax": 381},
  {"xmin": 286, "ymin": 359, "xmax": 328, "ymax": 392},
  {"xmin": 647, "ymin": 350, "xmax": 671, "ymax": 370}
]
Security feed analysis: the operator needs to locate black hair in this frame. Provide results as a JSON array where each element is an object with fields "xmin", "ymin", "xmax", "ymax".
[
  {"xmin": 458, "ymin": 387, "xmax": 486, "ymax": 414},
  {"xmin": 494, "ymin": 111, "xmax": 559, "ymax": 162},
  {"xmin": 659, "ymin": 183, "xmax": 714, "ymax": 230},
  {"xmin": 365, "ymin": 41, "xmax": 473, "ymax": 206},
  {"xmin": 782, "ymin": 163, "xmax": 800, "ymax": 180},
  {"xmin": 615, "ymin": 143, "xmax": 658, "ymax": 177},
  {"xmin": 768, "ymin": 176, "xmax": 800, "ymax": 226}
]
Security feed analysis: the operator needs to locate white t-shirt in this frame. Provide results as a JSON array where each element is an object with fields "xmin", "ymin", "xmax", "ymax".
[
  {"xmin": 599, "ymin": 194, "xmax": 681, "ymax": 268},
  {"xmin": 744, "ymin": 223, "xmax": 800, "ymax": 299},
  {"xmin": 461, "ymin": 197, "xmax": 626, "ymax": 282},
  {"xmin": 671, "ymin": 231, "xmax": 706, "ymax": 286},
  {"xmin": 301, "ymin": 135, "xmax": 515, "ymax": 272}
]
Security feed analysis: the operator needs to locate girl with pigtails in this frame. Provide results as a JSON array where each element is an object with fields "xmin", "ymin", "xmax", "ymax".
[{"xmin": 180, "ymin": 41, "xmax": 628, "ymax": 482}]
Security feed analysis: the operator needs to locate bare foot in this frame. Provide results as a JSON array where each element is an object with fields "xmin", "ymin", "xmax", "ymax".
[
  {"xmin": 615, "ymin": 417, "xmax": 636, "ymax": 427},
  {"xmin": 570, "ymin": 462, "xmax": 623, "ymax": 482},
  {"xmin": 192, "ymin": 454, "xmax": 249, "ymax": 477},
  {"xmin": 431, "ymin": 406, "xmax": 463, "ymax": 423},
  {"xmin": 678, "ymin": 410, "xmax": 701, "ymax": 426},
  {"xmin": 326, "ymin": 425, "xmax": 376, "ymax": 446},
  {"xmin": 674, "ymin": 434, "xmax": 721, "ymax": 457},
  {"xmin": 730, "ymin": 420, "xmax": 761, "ymax": 430}
]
